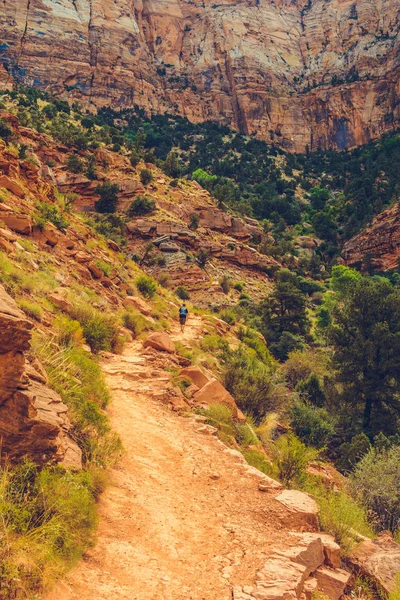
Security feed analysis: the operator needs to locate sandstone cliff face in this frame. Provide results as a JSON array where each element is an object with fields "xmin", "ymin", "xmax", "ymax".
[
  {"xmin": 1, "ymin": 0, "xmax": 399, "ymax": 151},
  {"xmin": 341, "ymin": 203, "xmax": 400, "ymax": 271},
  {"xmin": 0, "ymin": 285, "xmax": 82, "ymax": 469}
]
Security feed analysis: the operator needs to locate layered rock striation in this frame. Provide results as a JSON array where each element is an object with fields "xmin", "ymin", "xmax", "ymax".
[
  {"xmin": 341, "ymin": 203, "xmax": 400, "ymax": 271},
  {"xmin": 0, "ymin": 284, "xmax": 82, "ymax": 469},
  {"xmin": 1, "ymin": 0, "xmax": 399, "ymax": 151}
]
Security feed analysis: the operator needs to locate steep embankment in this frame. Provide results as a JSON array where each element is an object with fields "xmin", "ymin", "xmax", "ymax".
[
  {"xmin": 47, "ymin": 318, "xmax": 348, "ymax": 600},
  {"xmin": 1, "ymin": 0, "xmax": 399, "ymax": 151}
]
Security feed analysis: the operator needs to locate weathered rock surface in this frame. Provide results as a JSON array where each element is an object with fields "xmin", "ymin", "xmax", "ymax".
[
  {"xmin": 123, "ymin": 295, "xmax": 152, "ymax": 315},
  {"xmin": 314, "ymin": 567, "xmax": 350, "ymax": 600},
  {"xmin": 276, "ymin": 490, "xmax": 319, "ymax": 529},
  {"xmin": 1, "ymin": 0, "xmax": 399, "ymax": 151},
  {"xmin": 143, "ymin": 332, "xmax": 175, "ymax": 353},
  {"xmin": 179, "ymin": 365, "xmax": 211, "ymax": 389},
  {"xmin": 347, "ymin": 532, "xmax": 400, "ymax": 594},
  {"xmin": 193, "ymin": 379, "xmax": 241, "ymax": 419},
  {"xmin": 0, "ymin": 284, "xmax": 82, "ymax": 469},
  {"xmin": 342, "ymin": 203, "xmax": 400, "ymax": 272}
]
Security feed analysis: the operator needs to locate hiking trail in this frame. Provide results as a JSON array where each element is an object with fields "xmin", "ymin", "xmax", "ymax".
[{"xmin": 46, "ymin": 317, "xmax": 304, "ymax": 600}]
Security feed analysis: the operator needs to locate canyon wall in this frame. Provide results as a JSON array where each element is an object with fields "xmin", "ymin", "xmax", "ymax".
[{"xmin": 0, "ymin": 0, "xmax": 399, "ymax": 151}]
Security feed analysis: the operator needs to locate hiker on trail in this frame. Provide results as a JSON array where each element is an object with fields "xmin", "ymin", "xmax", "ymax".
[{"xmin": 179, "ymin": 303, "xmax": 188, "ymax": 333}]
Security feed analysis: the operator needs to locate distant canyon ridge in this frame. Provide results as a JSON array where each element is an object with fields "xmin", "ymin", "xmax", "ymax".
[{"xmin": 0, "ymin": 0, "xmax": 399, "ymax": 152}]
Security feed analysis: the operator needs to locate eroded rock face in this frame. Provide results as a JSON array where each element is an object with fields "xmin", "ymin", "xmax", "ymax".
[
  {"xmin": 0, "ymin": 284, "xmax": 82, "ymax": 469},
  {"xmin": 347, "ymin": 532, "xmax": 400, "ymax": 594},
  {"xmin": 1, "ymin": 0, "xmax": 399, "ymax": 151},
  {"xmin": 341, "ymin": 203, "xmax": 400, "ymax": 271}
]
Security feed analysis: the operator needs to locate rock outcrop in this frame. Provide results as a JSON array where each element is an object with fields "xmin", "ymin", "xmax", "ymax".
[
  {"xmin": 0, "ymin": 285, "xmax": 82, "ymax": 469},
  {"xmin": 1, "ymin": 0, "xmax": 399, "ymax": 151},
  {"xmin": 342, "ymin": 203, "xmax": 400, "ymax": 271},
  {"xmin": 347, "ymin": 532, "xmax": 400, "ymax": 595}
]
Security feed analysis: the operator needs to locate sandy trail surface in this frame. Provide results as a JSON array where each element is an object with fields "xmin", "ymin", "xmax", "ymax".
[{"xmin": 47, "ymin": 317, "xmax": 295, "ymax": 600}]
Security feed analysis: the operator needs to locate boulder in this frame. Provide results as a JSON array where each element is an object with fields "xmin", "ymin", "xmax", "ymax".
[
  {"xmin": 179, "ymin": 365, "xmax": 211, "ymax": 389},
  {"xmin": 87, "ymin": 262, "xmax": 103, "ymax": 279},
  {"xmin": 0, "ymin": 381, "xmax": 82, "ymax": 470},
  {"xmin": 277, "ymin": 535, "xmax": 324, "ymax": 575},
  {"xmin": 314, "ymin": 567, "xmax": 350, "ymax": 600},
  {"xmin": 0, "ymin": 174, "xmax": 25, "ymax": 198},
  {"xmin": 0, "ymin": 211, "xmax": 32, "ymax": 235},
  {"xmin": 255, "ymin": 555, "xmax": 308, "ymax": 600},
  {"xmin": 143, "ymin": 332, "xmax": 175, "ymax": 354},
  {"xmin": 347, "ymin": 532, "xmax": 400, "ymax": 594},
  {"xmin": 48, "ymin": 289, "xmax": 73, "ymax": 312},
  {"xmin": 123, "ymin": 296, "xmax": 152, "ymax": 315},
  {"xmin": 32, "ymin": 223, "xmax": 60, "ymax": 246},
  {"xmin": 276, "ymin": 490, "xmax": 319, "ymax": 529},
  {"xmin": 193, "ymin": 379, "xmax": 240, "ymax": 419},
  {"xmin": 0, "ymin": 284, "xmax": 82, "ymax": 469},
  {"xmin": 292, "ymin": 532, "xmax": 341, "ymax": 569}
]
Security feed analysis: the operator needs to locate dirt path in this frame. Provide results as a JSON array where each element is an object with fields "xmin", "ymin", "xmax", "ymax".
[{"xmin": 47, "ymin": 317, "xmax": 297, "ymax": 600}]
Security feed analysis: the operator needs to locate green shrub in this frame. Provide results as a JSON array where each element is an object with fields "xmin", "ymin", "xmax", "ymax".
[
  {"xmin": 189, "ymin": 213, "xmax": 199, "ymax": 230},
  {"xmin": 224, "ymin": 349, "xmax": 279, "ymax": 423},
  {"xmin": 135, "ymin": 274, "xmax": 157, "ymax": 298},
  {"xmin": 389, "ymin": 575, "xmax": 400, "ymax": 600},
  {"xmin": 94, "ymin": 182, "xmax": 120, "ymax": 214},
  {"xmin": 272, "ymin": 434, "xmax": 318, "ymax": 487},
  {"xmin": 303, "ymin": 479, "xmax": 374, "ymax": 555},
  {"xmin": 122, "ymin": 310, "xmax": 151, "ymax": 336},
  {"xmin": 17, "ymin": 299, "xmax": 43, "ymax": 322},
  {"xmin": 176, "ymin": 285, "xmax": 190, "ymax": 300},
  {"xmin": 54, "ymin": 315, "xmax": 84, "ymax": 347},
  {"xmin": 234, "ymin": 282, "xmax": 244, "ymax": 292},
  {"xmin": 128, "ymin": 195, "xmax": 156, "ymax": 216},
  {"xmin": 219, "ymin": 308, "xmax": 236, "ymax": 325},
  {"xmin": 220, "ymin": 275, "xmax": 232, "ymax": 294},
  {"xmin": 0, "ymin": 461, "xmax": 99, "ymax": 599},
  {"xmin": 289, "ymin": 401, "xmax": 335, "ymax": 449},
  {"xmin": 0, "ymin": 118, "xmax": 13, "ymax": 142},
  {"xmin": 66, "ymin": 153, "xmax": 84, "ymax": 173},
  {"xmin": 243, "ymin": 448, "xmax": 277, "ymax": 478},
  {"xmin": 336, "ymin": 433, "xmax": 371, "ymax": 473},
  {"xmin": 69, "ymin": 304, "xmax": 121, "ymax": 353},
  {"xmin": 35, "ymin": 201, "xmax": 70, "ymax": 230},
  {"xmin": 351, "ymin": 446, "xmax": 400, "ymax": 533},
  {"xmin": 140, "ymin": 168, "xmax": 153, "ymax": 185}
]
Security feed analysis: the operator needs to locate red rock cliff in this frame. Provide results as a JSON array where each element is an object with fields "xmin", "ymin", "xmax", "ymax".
[{"xmin": 0, "ymin": 0, "xmax": 399, "ymax": 152}]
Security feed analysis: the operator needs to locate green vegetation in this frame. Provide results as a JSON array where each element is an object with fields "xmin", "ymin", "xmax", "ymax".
[
  {"xmin": 0, "ymin": 461, "xmax": 102, "ymax": 600},
  {"xmin": 135, "ymin": 274, "xmax": 157, "ymax": 298},
  {"xmin": 94, "ymin": 182, "xmax": 120, "ymax": 214},
  {"xmin": 128, "ymin": 195, "xmax": 156, "ymax": 216}
]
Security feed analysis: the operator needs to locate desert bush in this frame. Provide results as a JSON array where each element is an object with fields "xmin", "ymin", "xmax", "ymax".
[
  {"xmin": 224, "ymin": 349, "xmax": 280, "ymax": 423},
  {"xmin": 336, "ymin": 433, "xmax": 371, "ymax": 473},
  {"xmin": 140, "ymin": 168, "xmax": 153, "ymax": 185},
  {"xmin": 66, "ymin": 153, "xmax": 84, "ymax": 173},
  {"xmin": 282, "ymin": 349, "xmax": 329, "ymax": 388},
  {"xmin": 94, "ymin": 182, "xmax": 120, "ymax": 214},
  {"xmin": 35, "ymin": 201, "xmax": 70, "ymax": 230},
  {"xmin": 304, "ymin": 479, "xmax": 374, "ymax": 555},
  {"xmin": 17, "ymin": 299, "xmax": 43, "ymax": 321},
  {"xmin": 69, "ymin": 304, "xmax": 121, "ymax": 353},
  {"xmin": 54, "ymin": 315, "xmax": 84, "ymax": 347},
  {"xmin": 176, "ymin": 285, "xmax": 190, "ymax": 300},
  {"xmin": 220, "ymin": 275, "xmax": 232, "ymax": 294},
  {"xmin": 295, "ymin": 373, "xmax": 326, "ymax": 407},
  {"xmin": 219, "ymin": 308, "xmax": 236, "ymax": 325},
  {"xmin": 243, "ymin": 448, "xmax": 277, "ymax": 478},
  {"xmin": 189, "ymin": 213, "xmax": 199, "ymax": 230},
  {"xmin": 122, "ymin": 310, "xmax": 151, "ymax": 337},
  {"xmin": 0, "ymin": 118, "xmax": 13, "ymax": 142},
  {"xmin": 135, "ymin": 274, "xmax": 157, "ymax": 298},
  {"xmin": 271, "ymin": 434, "xmax": 318, "ymax": 487},
  {"xmin": 128, "ymin": 195, "xmax": 156, "ymax": 216},
  {"xmin": 289, "ymin": 401, "xmax": 335, "ymax": 449},
  {"xmin": 0, "ymin": 460, "xmax": 99, "ymax": 600},
  {"xmin": 351, "ymin": 446, "xmax": 400, "ymax": 533}
]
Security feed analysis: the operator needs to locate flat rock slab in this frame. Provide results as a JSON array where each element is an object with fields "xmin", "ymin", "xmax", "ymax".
[{"xmin": 276, "ymin": 490, "xmax": 319, "ymax": 529}]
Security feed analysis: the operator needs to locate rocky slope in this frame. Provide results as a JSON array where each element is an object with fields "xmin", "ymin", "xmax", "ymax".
[
  {"xmin": 1, "ymin": 0, "xmax": 399, "ymax": 151},
  {"xmin": 341, "ymin": 203, "xmax": 400, "ymax": 271}
]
